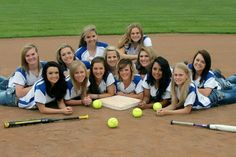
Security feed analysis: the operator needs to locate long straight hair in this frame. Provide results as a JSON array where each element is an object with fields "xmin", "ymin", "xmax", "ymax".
[
  {"xmin": 147, "ymin": 56, "xmax": 171, "ymax": 102},
  {"xmin": 191, "ymin": 49, "xmax": 211, "ymax": 83},
  {"xmin": 171, "ymin": 63, "xmax": 192, "ymax": 108},
  {"xmin": 69, "ymin": 60, "xmax": 88, "ymax": 98},
  {"xmin": 42, "ymin": 61, "xmax": 67, "ymax": 101},
  {"xmin": 89, "ymin": 57, "xmax": 109, "ymax": 94}
]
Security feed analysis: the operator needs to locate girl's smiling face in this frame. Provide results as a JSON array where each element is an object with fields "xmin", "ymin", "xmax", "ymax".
[
  {"xmin": 60, "ymin": 47, "xmax": 74, "ymax": 66},
  {"xmin": 130, "ymin": 27, "xmax": 141, "ymax": 42},
  {"xmin": 47, "ymin": 67, "xmax": 59, "ymax": 85},
  {"xmin": 152, "ymin": 62, "xmax": 163, "ymax": 80},
  {"xmin": 173, "ymin": 67, "xmax": 188, "ymax": 86},
  {"xmin": 25, "ymin": 48, "xmax": 39, "ymax": 65},
  {"xmin": 193, "ymin": 53, "xmax": 206, "ymax": 74},
  {"xmin": 92, "ymin": 62, "xmax": 105, "ymax": 80},
  {"xmin": 119, "ymin": 64, "xmax": 132, "ymax": 81},
  {"xmin": 74, "ymin": 65, "xmax": 86, "ymax": 83},
  {"xmin": 106, "ymin": 51, "xmax": 119, "ymax": 68}
]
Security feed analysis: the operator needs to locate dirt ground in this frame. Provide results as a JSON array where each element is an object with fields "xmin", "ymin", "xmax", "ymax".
[{"xmin": 0, "ymin": 34, "xmax": 236, "ymax": 157}]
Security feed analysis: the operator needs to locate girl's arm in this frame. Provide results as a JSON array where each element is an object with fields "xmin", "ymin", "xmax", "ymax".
[
  {"xmin": 36, "ymin": 101, "xmax": 73, "ymax": 115},
  {"xmin": 89, "ymin": 84, "xmax": 116, "ymax": 99},
  {"xmin": 156, "ymin": 105, "xmax": 192, "ymax": 116},
  {"xmin": 65, "ymin": 99, "xmax": 84, "ymax": 106},
  {"xmin": 138, "ymin": 88, "xmax": 151, "ymax": 109},
  {"xmin": 15, "ymin": 84, "xmax": 32, "ymax": 98},
  {"xmin": 65, "ymin": 96, "xmax": 92, "ymax": 106},
  {"xmin": 118, "ymin": 48, "xmax": 138, "ymax": 61},
  {"xmin": 198, "ymin": 87, "xmax": 212, "ymax": 97}
]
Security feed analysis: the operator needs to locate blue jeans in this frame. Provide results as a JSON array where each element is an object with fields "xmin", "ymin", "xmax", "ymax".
[
  {"xmin": 227, "ymin": 74, "xmax": 236, "ymax": 84},
  {"xmin": 0, "ymin": 76, "xmax": 9, "ymax": 90},
  {"xmin": 0, "ymin": 77, "xmax": 17, "ymax": 107},
  {"xmin": 208, "ymin": 88, "xmax": 236, "ymax": 107}
]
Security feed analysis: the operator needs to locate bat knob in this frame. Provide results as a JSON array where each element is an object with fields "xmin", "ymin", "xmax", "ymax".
[
  {"xmin": 3, "ymin": 122, "xmax": 10, "ymax": 128},
  {"xmin": 170, "ymin": 120, "xmax": 174, "ymax": 125}
]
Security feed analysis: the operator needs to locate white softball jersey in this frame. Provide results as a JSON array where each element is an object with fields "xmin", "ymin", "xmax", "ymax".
[
  {"xmin": 75, "ymin": 42, "xmax": 108, "ymax": 62},
  {"xmin": 142, "ymin": 75, "xmax": 171, "ymax": 100},
  {"xmin": 98, "ymin": 73, "xmax": 115, "ymax": 93},
  {"xmin": 64, "ymin": 77, "xmax": 90, "ymax": 100},
  {"xmin": 18, "ymin": 79, "xmax": 55, "ymax": 109},
  {"xmin": 116, "ymin": 75, "xmax": 143, "ymax": 94}
]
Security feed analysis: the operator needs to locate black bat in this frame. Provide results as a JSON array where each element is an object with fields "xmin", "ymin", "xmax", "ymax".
[
  {"xmin": 3, "ymin": 115, "xmax": 89, "ymax": 128},
  {"xmin": 171, "ymin": 120, "xmax": 236, "ymax": 133}
]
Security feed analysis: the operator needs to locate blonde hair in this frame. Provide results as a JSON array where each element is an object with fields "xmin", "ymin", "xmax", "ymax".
[
  {"xmin": 78, "ymin": 24, "xmax": 97, "ymax": 47},
  {"xmin": 69, "ymin": 60, "xmax": 89, "ymax": 98},
  {"xmin": 21, "ymin": 43, "xmax": 39, "ymax": 74},
  {"xmin": 118, "ymin": 23, "xmax": 144, "ymax": 49},
  {"xmin": 171, "ymin": 62, "xmax": 192, "ymax": 108}
]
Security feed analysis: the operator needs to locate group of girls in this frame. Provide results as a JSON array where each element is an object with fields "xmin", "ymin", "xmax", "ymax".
[{"xmin": 1, "ymin": 23, "xmax": 236, "ymax": 116}]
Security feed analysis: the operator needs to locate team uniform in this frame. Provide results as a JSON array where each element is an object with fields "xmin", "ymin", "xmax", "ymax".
[
  {"xmin": 116, "ymin": 74, "xmax": 143, "ymax": 94},
  {"xmin": 180, "ymin": 82, "xmax": 211, "ymax": 109},
  {"xmin": 90, "ymin": 73, "xmax": 115, "ymax": 93},
  {"xmin": 188, "ymin": 64, "xmax": 220, "ymax": 90},
  {"xmin": 18, "ymin": 79, "xmax": 55, "ymax": 109},
  {"xmin": 13, "ymin": 61, "xmax": 46, "ymax": 87},
  {"xmin": 64, "ymin": 77, "xmax": 90, "ymax": 100},
  {"xmin": 0, "ymin": 61, "xmax": 46, "ymax": 106},
  {"xmin": 124, "ymin": 36, "xmax": 152, "ymax": 55},
  {"xmin": 75, "ymin": 41, "xmax": 108, "ymax": 62},
  {"xmin": 142, "ymin": 74, "xmax": 171, "ymax": 101}
]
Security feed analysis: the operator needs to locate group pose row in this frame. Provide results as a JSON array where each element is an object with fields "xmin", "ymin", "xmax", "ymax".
[{"xmin": 1, "ymin": 23, "xmax": 236, "ymax": 116}]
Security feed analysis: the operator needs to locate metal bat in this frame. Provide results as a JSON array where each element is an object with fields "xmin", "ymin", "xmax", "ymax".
[
  {"xmin": 170, "ymin": 120, "xmax": 236, "ymax": 133},
  {"xmin": 3, "ymin": 115, "xmax": 89, "ymax": 128}
]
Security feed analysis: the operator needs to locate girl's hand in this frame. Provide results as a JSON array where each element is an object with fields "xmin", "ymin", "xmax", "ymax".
[
  {"xmin": 116, "ymin": 92, "xmax": 125, "ymax": 96},
  {"xmin": 156, "ymin": 109, "xmax": 167, "ymax": 116},
  {"xmin": 82, "ymin": 96, "xmax": 92, "ymax": 106},
  {"xmin": 62, "ymin": 106, "xmax": 73, "ymax": 115}
]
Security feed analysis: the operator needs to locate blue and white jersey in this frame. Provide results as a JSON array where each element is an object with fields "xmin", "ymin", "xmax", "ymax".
[
  {"xmin": 142, "ymin": 75, "xmax": 171, "ymax": 100},
  {"xmin": 193, "ymin": 71, "xmax": 220, "ymax": 90},
  {"xmin": 180, "ymin": 82, "xmax": 211, "ymax": 109},
  {"xmin": 75, "ymin": 42, "xmax": 108, "ymax": 62},
  {"xmin": 64, "ymin": 77, "xmax": 90, "ymax": 100},
  {"xmin": 13, "ymin": 61, "xmax": 46, "ymax": 87},
  {"xmin": 96, "ymin": 73, "xmax": 115, "ymax": 93},
  {"xmin": 125, "ymin": 36, "xmax": 152, "ymax": 55},
  {"xmin": 188, "ymin": 64, "xmax": 220, "ymax": 90},
  {"xmin": 18, "ymin": 79, "xmax": 55, "ymax": 109},
  {"xmin": 116, "ymin": 75, "xmax": 143, "ymax": 94}
]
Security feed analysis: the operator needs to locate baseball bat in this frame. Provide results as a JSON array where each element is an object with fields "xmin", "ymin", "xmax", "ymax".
[
  {"xmin": 3, "ymin": 114, "xmax": 89, "ymax": 128},
  {"xmin": 170, "ymin": 120, "xmax": 236, "ymax": 133}
]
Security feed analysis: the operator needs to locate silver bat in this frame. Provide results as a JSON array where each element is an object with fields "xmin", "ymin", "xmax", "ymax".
[{"xmin": 170, "ymin": 120, "xmax": 236, "ymax": 133}]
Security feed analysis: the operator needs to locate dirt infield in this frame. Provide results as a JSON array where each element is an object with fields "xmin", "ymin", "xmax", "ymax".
[{"xmin": 0, "ymin": 34, "xmax": 236, "ymax": 157}]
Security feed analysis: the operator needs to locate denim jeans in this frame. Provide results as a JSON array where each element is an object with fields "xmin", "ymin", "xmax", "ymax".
[
  {"xmin": 208, "ymin": 88, "xmax": 236, "ymax": 107},
  {"xmin": 0, "ymin": 76, "xmax": 9, "ymax": 90},
  {"xmin": 213, "ymin": 71, "xmax": 236, "ymax": 89},
  {"xmin": 227, "ymin": 74, "xmax": 236, "ymax": 84},
  {"xmin": 0, "ymin": 87, "xmax": 17, "ymax": 107}
]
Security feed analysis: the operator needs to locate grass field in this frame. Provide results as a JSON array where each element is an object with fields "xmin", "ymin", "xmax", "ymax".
[{"xmin": 0, "ymin": 0, "xmax": 236, "ymax": 38}]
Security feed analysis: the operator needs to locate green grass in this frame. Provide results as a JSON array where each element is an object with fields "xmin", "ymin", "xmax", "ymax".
[{"xmin": 0, "ymin": 0, "xmax": 236, "ymax": 38}]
